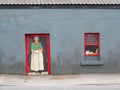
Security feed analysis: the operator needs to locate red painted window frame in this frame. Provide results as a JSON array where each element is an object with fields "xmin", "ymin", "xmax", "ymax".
[
  {"xmin": 25, "ymin": 34, "xmax": 51, "ymax": 75},
  {"xmin": 84, "ymin": 33, "xmax": 100, "ymax": 56}
]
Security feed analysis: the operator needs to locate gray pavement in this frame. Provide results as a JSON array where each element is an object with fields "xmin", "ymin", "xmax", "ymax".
[
  {"xmin": 0, "ymin": 85, "xmax": 120, "ymax": 90},
  {"xmin": 0, "ymin": 74, "xmax": 120, "ymax": 86}
]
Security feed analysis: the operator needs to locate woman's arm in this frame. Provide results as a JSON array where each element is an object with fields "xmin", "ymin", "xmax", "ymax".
[
  {"xmin": 31, "ymin": 43, "xmax": 34, "ymax": 53},
  {"xmin": 39, "ymin": 42, "xmax": 43, "ymax": 52},
  {"xmin": 31, "ymin": 49, "xmax": 34, "ymax": 53},
  {"xmin": 39, "ymin": 47, "xmax": 43, "ymax": 52}
]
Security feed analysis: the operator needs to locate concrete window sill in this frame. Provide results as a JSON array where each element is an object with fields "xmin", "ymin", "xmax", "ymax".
[{"xmin": 81, "ymin": 60, "xmax": 104, "ymax": 66}]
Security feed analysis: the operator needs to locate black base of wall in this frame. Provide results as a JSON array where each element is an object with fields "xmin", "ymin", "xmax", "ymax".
[{"xmin": 0, "ymin": 4, "xmax": 120, "ymax": 9}]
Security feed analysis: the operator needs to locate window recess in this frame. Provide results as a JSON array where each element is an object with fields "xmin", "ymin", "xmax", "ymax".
[{"xmin": 84, "ymin": 33, "xmax": 100, "ymax": 56}]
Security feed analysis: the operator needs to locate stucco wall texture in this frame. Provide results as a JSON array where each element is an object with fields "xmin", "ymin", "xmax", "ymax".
[{"xmin": 0, "ymin": 9, "xmax": 120, "ymax": 75}]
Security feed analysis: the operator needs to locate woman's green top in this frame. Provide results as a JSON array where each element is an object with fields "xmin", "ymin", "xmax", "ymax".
[{"xmin": 31, "ymin": 42, "xmax": 42, "ymax": 50}]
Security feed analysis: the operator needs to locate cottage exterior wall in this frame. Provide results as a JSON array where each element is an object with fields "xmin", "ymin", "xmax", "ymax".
[{"xmin": 0, "ymin": 9, "xmax": 120, "ymax": 74}]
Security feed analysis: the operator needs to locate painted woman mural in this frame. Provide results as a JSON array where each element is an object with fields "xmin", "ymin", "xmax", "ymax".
[{"xmin": 30, "ymin": 36, "xmax": 44, "ymax": 73}]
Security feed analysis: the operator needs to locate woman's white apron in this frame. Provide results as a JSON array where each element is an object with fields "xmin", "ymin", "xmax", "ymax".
[{"xmin": 31, "ymin": 50, "xmax": 44, "ymax": 71}]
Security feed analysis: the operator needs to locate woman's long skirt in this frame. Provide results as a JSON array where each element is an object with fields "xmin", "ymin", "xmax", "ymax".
[{"xmin": 31, "ymin": 50, "xmax": 44, "ymax": 71}]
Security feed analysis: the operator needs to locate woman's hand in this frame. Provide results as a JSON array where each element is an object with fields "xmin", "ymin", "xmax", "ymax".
[
  {"xmin": 31, "ymin": 49, "xmax": 34, "ymax": 53},
  {"xmin": 39, "ymin": 48, "xmax": 43, "ymax": 52}
]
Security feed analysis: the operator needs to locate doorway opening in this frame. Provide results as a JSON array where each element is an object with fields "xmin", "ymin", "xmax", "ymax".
[{"xmin": 25, "ymin": 34, "xmax": 51, "ymax": 75}]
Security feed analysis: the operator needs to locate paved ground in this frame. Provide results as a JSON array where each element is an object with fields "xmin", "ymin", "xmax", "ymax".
[
  {"xmin": 0, "ymin": 85, "xmax": 120, "ymax": 90},
  {"xmin": 0, "ymin": 74, "xmax": 120, "ymax": 86}
]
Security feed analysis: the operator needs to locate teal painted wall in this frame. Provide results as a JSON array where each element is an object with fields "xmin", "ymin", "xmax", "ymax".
[{"xmin": 0, "ymin": 9, "xmax": 120, "ymax": 74}]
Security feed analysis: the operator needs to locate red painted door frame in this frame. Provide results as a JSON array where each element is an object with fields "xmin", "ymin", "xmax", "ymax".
[{"xmin": 25, "ymin": 34, "xmax": 51, "ymax": 75}]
